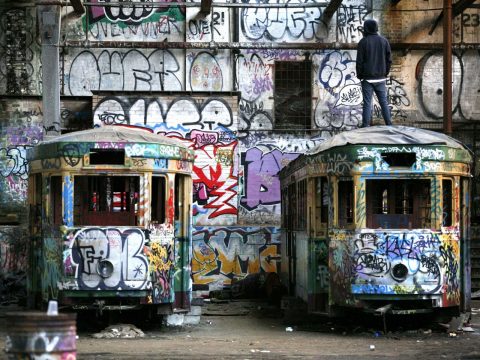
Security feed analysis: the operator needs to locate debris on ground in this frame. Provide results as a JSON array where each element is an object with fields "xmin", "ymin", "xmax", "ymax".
[
  {"xmin": 207, "ymin": 273, "xmax": 286, "ymax": 306},
  {"xmin": 202, "ymin": 300, "xmax": 253, "ymax": 316},
  {"xmin": 448, "ymin": 313, "xmax": 472, "ymax": 333},
  {"xmin": 471, "ymin": 290, "xmax": 480, "ymax": 299},
  {"xmin": 92, "ymin": 324, "xmax": 145, "ymax": 339}
]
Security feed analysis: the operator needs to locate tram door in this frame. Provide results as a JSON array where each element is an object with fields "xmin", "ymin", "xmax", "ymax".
[
  {"xmin": 460, "ymin": 177, "xmax": 471, "ymax": 312},
  {"xmin": 28, "ymin": 174, "xmax": 42, "ymax": 308},
  {"xmin": 286, "ymin": 182, "xmax": 297, "ymax": 295},
  {"xmin": 173, "ymin": 174, "xmax": 191, "ymax": 311},
  {"xmin": 311, "ymin": 176, "xmax": 329, "ymax": 312}
]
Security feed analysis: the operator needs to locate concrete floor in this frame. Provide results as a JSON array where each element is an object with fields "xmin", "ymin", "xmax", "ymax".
[{"xmin": 1, "ymin": 300, "xmax": 480, "ymax": 359}]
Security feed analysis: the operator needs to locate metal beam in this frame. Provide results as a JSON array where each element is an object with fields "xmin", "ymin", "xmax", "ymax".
[
  {"xmin": 36, "ymin": 0, "xmax": 330, "ymax": 8},
  {"xmin": 429, "ymin": 0, "xmax": 477, "ymax": 35},
  {"xmin": 320, "ymin": 0, "xmax": 343, "ymax": 23},
  {"xmin": 452, "ymin": 0, "xmax": 479, "ymax": 13},
  {"xmin": 69, "ymin": 0, "xmax": 85, "ymax": 16},
  {"xmin": 38, "ymin": 4, "xmax": 62, "ymax": 137},
  {"xmin": 444, "ymin": 0, "xmax": 453, "ymax": 135},
  {"xmin": 62, "ymin": 40, "xmax": 480, "ymax": 50},
  {"xmin": 200, "ymin": 0, "xmax": 212, "ymax": 15}
]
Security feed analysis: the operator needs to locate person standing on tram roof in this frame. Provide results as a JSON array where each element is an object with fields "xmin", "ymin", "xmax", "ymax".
[{"xmin": 356, "ymin": 19, "xmax": 392, "ymax": 127}]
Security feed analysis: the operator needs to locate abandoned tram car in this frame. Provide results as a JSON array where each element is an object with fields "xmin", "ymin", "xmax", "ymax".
[
  {"xmin": 27, "ymin": 126, "xmax": 194, "ymax": 314},
  {"xmin": 279, "ymin": 126, "xmax": 472, "ymax": 315}
]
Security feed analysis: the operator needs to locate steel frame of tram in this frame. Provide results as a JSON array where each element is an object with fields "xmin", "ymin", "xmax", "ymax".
[
  {"xmin": 279, "ymin": 126, "xmax": 473, "ymax": 317},
  {"xmin": 27, "ymin": 126, "xmax": 194, "ymax": 316}
]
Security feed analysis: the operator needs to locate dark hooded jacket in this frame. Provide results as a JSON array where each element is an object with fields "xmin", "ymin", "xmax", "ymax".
[{"xmin": 356, "ymin": 19, "xmax": 392, "ymax": 80}]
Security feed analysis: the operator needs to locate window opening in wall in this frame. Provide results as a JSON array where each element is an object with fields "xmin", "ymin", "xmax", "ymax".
[
  {"xmin": 74, "ymin": 175, "xmax": 139, "ymax": 226},
  {"xmin": 152, "ymin": 176, "xmax": 166, "ymax": 224},
  {"xmin": 60, "ymin": 101, "xmax": 93, "ymax": 134},
  {"xmin": 366, "ymin": 179, "xmax": 431, "ymax": 229},
  {"xmin": 442, "ymin": 179, "xmax": 453, "ymax": 227},
  {"xmin": 338, "ymin": 179, "xmax": 354, "ymax": 227},
  {"xmin": 274, "ymin": 61, "xmax": 312, "ymax": 130},
  {"xmin": 90, "ymin": 149, "xmax": 125, "ymax": 165}
]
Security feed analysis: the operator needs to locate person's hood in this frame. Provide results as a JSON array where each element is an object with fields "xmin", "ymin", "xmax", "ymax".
[{"xmin": 363, "ymin": 19, "xmax": 378, "ymax": 35}]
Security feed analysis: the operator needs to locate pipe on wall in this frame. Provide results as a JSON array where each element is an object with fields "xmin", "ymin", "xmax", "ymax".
[
  {"xmin": 61, "ymin": 40, "xmax": 480, "ymax": 50},
  {"xmin": 443, "ymin": 0, "xmax": 453, "ymax": 135}
]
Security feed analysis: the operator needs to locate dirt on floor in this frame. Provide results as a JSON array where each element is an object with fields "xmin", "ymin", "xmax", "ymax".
[{"xmin": 1, "ymin": 299, "xmax": 480, "ymax": 360}]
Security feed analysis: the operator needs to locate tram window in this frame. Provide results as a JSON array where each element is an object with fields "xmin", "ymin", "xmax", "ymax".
[
  {"xmin": 152, "ymin": 176, "xmax": 166, "ymax": 224},
  {"xmin": 281, "ymin": 186, "xmax": 287, "ymax": 228},
  {"xmin": 73, "ymin": 175, "xmax": 139, "ymax": 226},
  {"xmin": 51, "ymin": 176, "xmax": 62, "ymax": 226},
  {"xmin": 443, "ymin": 179, "xmax": 453, "ymax": 227},
  {"xmin": 315, "ymin": 177, "xmax": 328, "ymax": 231},
  {"xmin": 366, "ymin": 179, "xmax": 430, "ymax": 228},
  {"xmin": 395, "ymin": 182, "xmax": 414, "ymax": 215},
  {"xmin": 29, "ymin": 174, "xmax": 42, "ymax": 231},
  {"xmin": 298, "ymin": 179, "xmax": 307, "ymax": 229},
  {"xmin": 89, "ymin": 149, "xmax": 125, "ymax": 165},
  {"xmin": 288, "ymin": 183, "xmax": 297, "ymax": 229},
  {"xmin": 175, "ymin": 175, "xmax": 190, "ymax": 237},
  {"xmin": 338, "ymin": 179, "xmax": 354, "ymax": 227},
  {"xmin": 381, "ymin": 153, "xmax": 416, "ymax": 167}
]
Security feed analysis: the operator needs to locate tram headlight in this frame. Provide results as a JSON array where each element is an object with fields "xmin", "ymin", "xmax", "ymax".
[
  {"xmin": 97, "ymin": 259, "xmax": 114, "ymax": 278},
  {"xmin": 391, "ymin": 263, "xmax": 408, "ymax": 282}
]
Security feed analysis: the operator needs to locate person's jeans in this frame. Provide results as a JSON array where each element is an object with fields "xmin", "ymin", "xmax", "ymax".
[{"xmin": 361, "ymin": 80, "xmax": 392, "ymax": 127}]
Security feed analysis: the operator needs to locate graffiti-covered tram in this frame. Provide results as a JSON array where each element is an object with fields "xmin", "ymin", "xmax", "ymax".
[
  {"xmin": 27, "ymin": 126, "xmax": 194, "ymax": 315},
  {"xmin": 279, "ymin": 126, "xmax": 472, "ymax": 316}
]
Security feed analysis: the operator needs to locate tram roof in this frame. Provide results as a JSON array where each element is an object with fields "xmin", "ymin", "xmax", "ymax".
[
  {"xmin": 28, "ymin": 125, "xmax": 195, "ymax": 163},
  {"xmin": 40, "ymin": 126, "xmax": 187, "ymax": 148},
  {"xmin": 306, "ymin": 126, "xmax": 469, "ymax": 155}
]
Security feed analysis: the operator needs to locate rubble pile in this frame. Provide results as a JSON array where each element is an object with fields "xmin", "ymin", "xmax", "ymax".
[{"xmin": 92, "ymin": 324, "xmax": 145, "ymax": 339}]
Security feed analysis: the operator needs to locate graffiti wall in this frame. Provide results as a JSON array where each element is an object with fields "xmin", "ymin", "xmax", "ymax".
[
  {"xmin": 0, "ymin": 98, "xmax": 42, "ymax": 214},
  {"xmin": 0, "ymin": 97, "xmax": 91, "ymax": 218},
  {"xmin": 0, "ymin": 98, "xmax": 42, "ymax": 301},
  {"xmin": 0, "ymin": 7, "xmax": 41, "ymax": 95},
  {"xmin": 192, "ymin": 226, "xmax": 281, "ymax": 288},
  {"xmin": 92, "ymin": 94, "xmax": 238, "ymax": 226},
  {"xmin": 0, "ymin": 226, "xmax": 27, "ymax": 302},
  {"xmin": 66, "ymin": 0, "xmax": 185, "ymax": 42},
  {"xmin": 1, "ymin": 0, "xmax": 480, "ymax": 293},
  {"xmin": 0, "ymin": 96, "xmax": 91, "ymax": 300}
]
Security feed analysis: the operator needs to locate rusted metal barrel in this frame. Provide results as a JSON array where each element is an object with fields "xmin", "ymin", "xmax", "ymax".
[{"xmin": 4, "ymin": 312, "xmax": 77, "ymax": 359}]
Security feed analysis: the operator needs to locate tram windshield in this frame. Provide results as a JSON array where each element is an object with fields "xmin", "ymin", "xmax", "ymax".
[
  {"xmin": 73, "ymin": 175, "xmax": 140, "ymax": 226},
  {"xmin": 366, "ymin": 179, "xmax": 431, "ymax": 229}
]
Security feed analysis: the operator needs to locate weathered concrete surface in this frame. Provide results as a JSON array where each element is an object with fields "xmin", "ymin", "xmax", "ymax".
[{"xmin": 1, "ymin": 301, "xmax": 480, "ymax": 359}]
